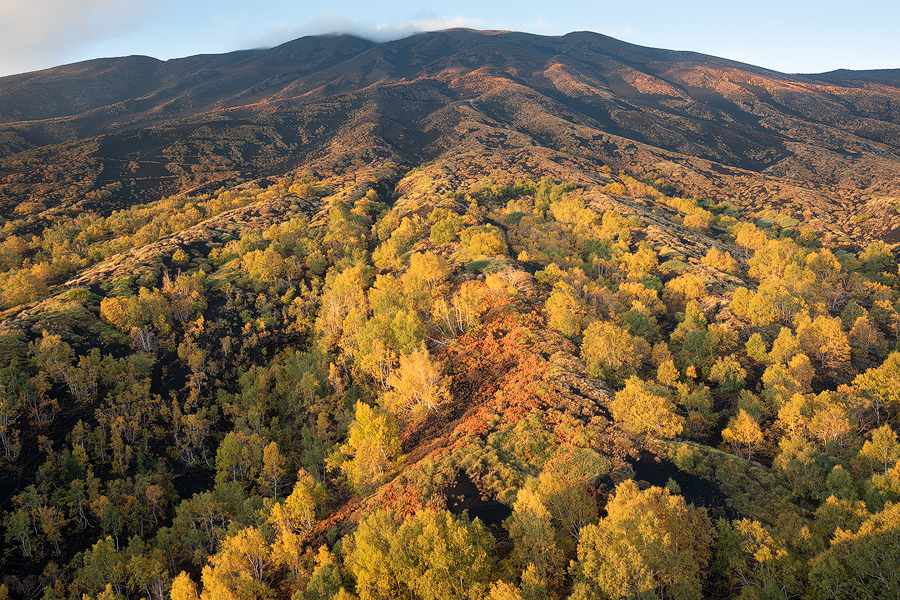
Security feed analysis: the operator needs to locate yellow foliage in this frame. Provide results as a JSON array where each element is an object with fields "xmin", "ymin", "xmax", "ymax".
[
  {"xmin": 384, "ymin": 345, "xmax": 450, "ymax": 415},
  {"xmin": 610, "ymin": 377, "xmax": 684, "ymax": 438}
]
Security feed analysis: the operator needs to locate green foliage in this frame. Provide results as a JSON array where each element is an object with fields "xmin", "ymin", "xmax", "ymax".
[{"xmin": 347, "ymin": 508, "xmax": 496, "ymax": 600}]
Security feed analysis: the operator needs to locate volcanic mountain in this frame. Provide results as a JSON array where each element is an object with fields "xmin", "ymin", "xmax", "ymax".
[
  {"xmin": 4, "ymin": 29, "xmax": 900, "ymax": 600},
  {"xmin": 2, "ymin": 29, "xmax": 900, "ymax": 245}
]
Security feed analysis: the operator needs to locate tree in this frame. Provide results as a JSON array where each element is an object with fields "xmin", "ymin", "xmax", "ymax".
[
  {"xmin": 0, "ymin": 268, "xmax": 48, "ymax": 308},
  {"xmin": 853, "ymin": 352, "xmax": 900, "ymax": 425},
  {"xmin": 858, "ymin": 424, "xmax": 900, "ymax": 475},
  {"xmin": 545, "ymin": 283, "xmax": 587, "ymax": 338},
  {"xmin": 306, "ymin": 545, "xmax": 345, "ymax": 600},
  {"xmin": 269, "ymin": 469, "xmax": 320, "ymax": 539},
  {"xmin": 537, "ymin": 470, "xmax": 598, "ymax": 542},
  {"xmin": 214, "ymin": 431, "xmax": 264, "ymax": 487},
  {"xmin": 745, "ymin": 333, "xmax": 768, "ymax": 362},
  {"xmin": 721, "ymin": 409, "xmax": 764, "ymax": 460},
  {"xmin": 391, "ymin": 509, "xmax": 496, "ymax": 600},
  {"xmin": 505, "ymin": 487, "xmax": 564, "ymax": 586},
  {"xmin": 0, "ymin": 364, "xmax": 24, "ymax": 462},
  {"xmin": 716, "ymin": 518, "xmax": 800, "ymax": 598},
  {"xmin": 796, "ymin": 313, "xmax": 850, "ymax": 370},
  {"xmin": 808, "ymin": 503, "xmax": 900, "ymax": 599},
  {"xmin": 849, "ymin": 315, "xmax": 883, "ymax": 356},
  {"xmin": 663, "ymin": 273, "xmax": 707, "ymax": 313},
  {"xmin": 574, "ymin": 481, "xmax": 712, "ymax": 600},
  {"xmin": 345, "ymin": 509, "xmax": 403, "ymax": 599},
  {"xmin": 169, "ymin": 572, "xmax": 199, "ymax": 600},
  {"xmin": 581, "ymin": 320, "xmax": 640, "ymax": 382},
  {"xmin": 200, "ymin": 527, "xmax": 275, "ymax": 600},
  {"xmin": 257, "ymin": 441, "xmax": 286, "ymax": 499},
  {"xmin": 773, "ymin": 435, "xmax": 833, "ymax": 499},
  {"xmin": 708, "ymin": 354, "xmax": 747, "ymax": 391},
  {"xmin": 405, "ymin": 251, "xmax": 450, "ymax": 296},
  {"xmin": 315, "ymin": 263, "xmax": 370, "ymax": 351},
  {"xmin": 610, "ymin": 377, "xmax": 684, "ymax": 438},
  {"xmin": 383, "ymin": 345, "xmax": 450, "ymax": 416},
  {"xmin": 340, "ymin": 401, "xmax": 400, "ymax": 493},
  {"xmin": 702, "ymin": 247, "xmax": 738, "ymax": 274}
]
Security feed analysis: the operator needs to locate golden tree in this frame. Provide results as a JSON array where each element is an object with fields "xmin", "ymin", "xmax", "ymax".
[
  {"xmin": 574, "ymin": 481, "xmax": 713, "ymax": 599},
  {"xmin": 610, "ymin": 377, "xmax": 684, "ymax": 438},
  {"xmin": 383, "ymin": 345, "xmax": 450, "ymax": 416},
  {"xmin": 722, "ymin": 409, "xmax": 765, "ymax": 460}
]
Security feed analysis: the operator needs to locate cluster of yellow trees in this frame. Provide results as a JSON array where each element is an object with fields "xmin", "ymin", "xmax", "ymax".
[{"xmin": 2, "ymin": 167, "xmax": 900, "ymax": 600}]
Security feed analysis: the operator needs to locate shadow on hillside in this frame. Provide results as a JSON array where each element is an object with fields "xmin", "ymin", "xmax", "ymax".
[{"xmin": 630, "ymin": 453, "xmax": 740, "ymax": 521}]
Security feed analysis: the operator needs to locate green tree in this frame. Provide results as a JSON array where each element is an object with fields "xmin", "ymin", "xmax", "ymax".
[
  {"xmin": 391, "ymin": 509, "xmax": 496, "ymax": 600},
  {"xmin": 808, "ymin": 503, "xmax": 900, "ymax": 599},
  {"xmin": 716, "ymin": 518, "xmax": 801, "ymax": 598}
]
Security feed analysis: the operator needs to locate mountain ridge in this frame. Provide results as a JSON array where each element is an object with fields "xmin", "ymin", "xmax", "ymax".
[{"xmin": 2, "ymin": 28, "xmax": 900, "ymax": 247}]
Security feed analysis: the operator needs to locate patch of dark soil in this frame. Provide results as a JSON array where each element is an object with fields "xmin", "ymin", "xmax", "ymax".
[
  {"xmin": 444, "ymin": 470, "xmax": 511, "ymax": 544},
  {"xmin": 172, "ymin": 464, "xmax": 216, "ymax": 501},
  {"xmin": 630, "ymin": 453, "xmax": 740, "ymax": 521}
]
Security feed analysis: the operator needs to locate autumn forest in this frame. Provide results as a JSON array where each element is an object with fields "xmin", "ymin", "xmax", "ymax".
[{"xmin": 1, "ymin": 28, "xmax": 900, "ymax": 600}]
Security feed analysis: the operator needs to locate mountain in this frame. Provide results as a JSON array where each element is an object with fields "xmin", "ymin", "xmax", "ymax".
[
  {"xmin": 2, "ymin": 29, "xmax": 900, "ymax": 244},
  {"xmin": 2, "ymin": 30, "xmax": 900, "ymax": 600}
]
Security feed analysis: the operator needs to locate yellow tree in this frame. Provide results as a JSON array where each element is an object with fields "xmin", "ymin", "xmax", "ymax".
[
  {"xmin": 573, "ymin": 481, "xmax": 713, "ymax": 600},
  {"xmin": 391, "ymin": 509, "xmax": 496, "ymax": 600},
  {"xmin": 722, "ymin": 409, "xmax": 765, "ymax": 460},
  {"xmin": 796, "ymin": 313, "xmax": 850, "ymax": 370},
  {"xmin": 270, "ymin": 469, "xmax": 322, "ymax": 578},
  {"xmin": 170, "ymin": 572, "xmax": 199, "ymax": 600},
  {"xmin": 537, "ymin": 470, "xmax": 598, "ymax": 542},
  {"xmin": 581, "ymin": 320, "xmax": 640, "ymax": 383},
  {"xmin": 505, "ymin": 487, "xmax": 564, "ymax": 586},
  {"xmin": 257, "ymin": 441, "xmax": 286, "ymax": 499},
  {"xmin": 610, "ymin": 377, "xmax": 684, "ymax": 438},
  {"xmin": 404, "ymin": 251, "xmax": 450, "ymax": 297},
  {"xmin": 345, "ymin": 509, "xmax": 403, "ymax": 600},
  {"xmin": 340, "ymin": 401, "xmax": 401, "ymax": 493},
  {"xmin": 545, "ymin": 282, "xmax": 587, "ymax": 338},
  {"xmin": 200, "ymin": 526, "xmax": 274, "ymax": 600},
  {"xmin": 853, "ymin": 352, "xmax": 900, "ymax": 426},
  {"xmin": 858, "ymin": 424, "xmax": 900, "ymax": 475},
  {"xmin": 383, "ymin": 345, "xmax": 450, "ymax": 417}
]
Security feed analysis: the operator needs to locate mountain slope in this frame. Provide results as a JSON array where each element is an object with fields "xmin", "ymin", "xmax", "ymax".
[
  {"xmin": 2, "ymin": 29, "xmax": 900, "ymax": 600},
  {"xmin": 1, "ymin": 29, "xmax": 899, "ymax": 247}
]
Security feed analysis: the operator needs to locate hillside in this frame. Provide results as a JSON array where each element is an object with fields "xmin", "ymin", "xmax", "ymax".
[
  {"xmin": 2, "ymin": 29, "xmax": 900, "ymax": 243},
  {"xmin": 0, "ymin": 29, "xmax": 899, "ymax": 600}
]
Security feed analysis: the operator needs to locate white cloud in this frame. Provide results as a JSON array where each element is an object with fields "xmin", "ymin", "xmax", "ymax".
[
  {"xmin": 239, "ymin": 11, "xmax": 491, "ymax": 50},
  {"xmin": 0, "ymin": 0, "xmax": 160, "ymax": 76},
  {"xmin": 371, "ymin": 15, "xmax": 488, "ymax": 38}
]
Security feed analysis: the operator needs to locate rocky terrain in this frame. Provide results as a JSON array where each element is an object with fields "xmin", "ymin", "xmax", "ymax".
[{"xmin": 2, "ymin": 29, "xmax": 900, "ymax": 246}]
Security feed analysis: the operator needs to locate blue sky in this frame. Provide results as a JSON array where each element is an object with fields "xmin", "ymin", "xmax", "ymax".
[{"xmin": 1, "ymin": 0, "xmax": 898, "ymax": 78}]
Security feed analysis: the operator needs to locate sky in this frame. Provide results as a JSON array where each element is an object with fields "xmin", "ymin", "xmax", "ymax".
[{"xmin": 1, "ymin": 0, "xmax": 898, "ymax": 78}]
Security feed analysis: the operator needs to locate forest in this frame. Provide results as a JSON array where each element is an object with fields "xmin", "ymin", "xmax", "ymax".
[{"xmin": 0, "ymin": 156, "xmax": 899, "ymax": 600}]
